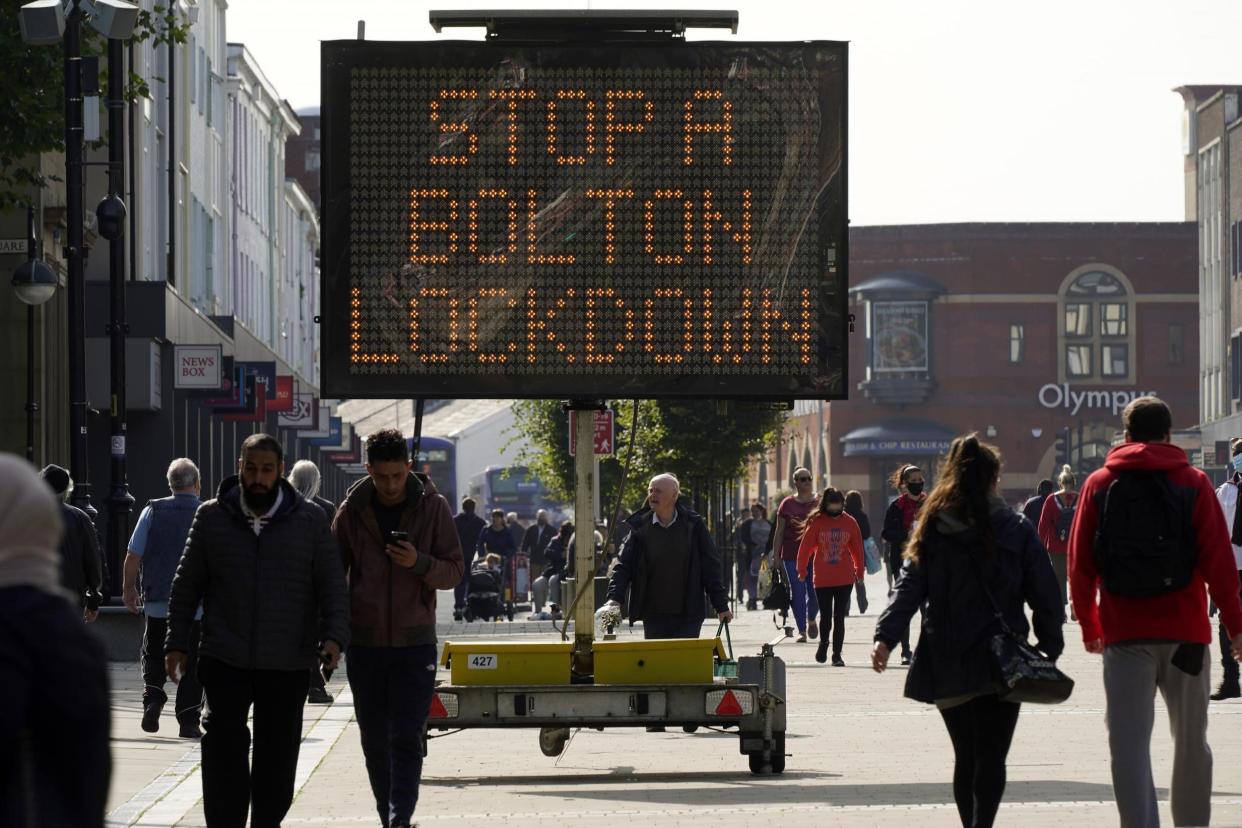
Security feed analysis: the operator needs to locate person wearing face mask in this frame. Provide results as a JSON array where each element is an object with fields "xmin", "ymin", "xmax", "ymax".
[
  {"xmin": 881, "ymin": 464, "xmax": 927, "ymax": 665},
  {"xmin": 796, "ymin": 488, "xmax": 865, "ymax": 666},
  {"xmin": 772, "ymin": 468, "xmax": 821, "ymax": 643},
  {"xmin": 1212, "ymin": 437, "xmax": 1242, "ymax": 700}
]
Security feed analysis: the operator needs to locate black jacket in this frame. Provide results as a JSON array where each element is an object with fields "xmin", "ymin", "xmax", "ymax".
[
  {"xmin": 1021, "ymin": 494, "xmax": 1047, "ymax": 526},
  {"xmin": 607, "ymin": 503, "xmax": 729, "ymax": 620},
  {"xmin": 454, "ymin": 511, "xmax": 486, "ymax": 562},
  {"xmin": 522, "ymin": 522, "xmax": 556, "ymax": 566},
  {"xmin": 875, "ymin": 505, "xmax": 1064, "ymax": 704},
  {"xmin": 56, "ymin": 502, "xmax": 102, "ymax": 611},
  {"xmin": 166, "ymin": 476, "xmax": 351, "ymax": 670},
  {"xmin": 542, "ymin": 535, "xmax": 570, "ymax": 579},
  {"xmin": 313, "ymin": 495, "xmax": 337, "ymax": 526}
]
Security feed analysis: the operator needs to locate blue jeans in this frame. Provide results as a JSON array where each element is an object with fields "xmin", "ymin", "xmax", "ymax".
[
  {"xmin": 783, "ymin": 560, "xmax": 819, "ymax": 633},
  {"xmin": 347, "ymin": 645, "xmax": 439, "ymax": 828}
]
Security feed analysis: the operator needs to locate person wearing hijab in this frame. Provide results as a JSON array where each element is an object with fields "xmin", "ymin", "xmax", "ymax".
[{"xmin": 0, "ymin": 454, "xmax": 111, "ymax": 827}]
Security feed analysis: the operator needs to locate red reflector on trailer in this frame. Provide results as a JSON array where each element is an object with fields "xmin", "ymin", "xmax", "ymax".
[
  {"xmin": 715, "ymin": 690, "xmax": 744, "ymax": 716},
  {"xmin": 429, "ymin": 693, "xmax": 450, "ymax": 719}
]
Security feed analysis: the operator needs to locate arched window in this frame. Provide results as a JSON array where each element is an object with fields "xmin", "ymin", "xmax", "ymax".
[{"xmin": 1059, "ymin": 267, "xmax": 1135, "ymax": 383}]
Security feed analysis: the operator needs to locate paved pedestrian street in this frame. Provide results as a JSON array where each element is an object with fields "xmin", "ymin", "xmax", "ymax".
[{"xmin": 104, "ymin": 572, "xmax": 1242, "ymax": 827}]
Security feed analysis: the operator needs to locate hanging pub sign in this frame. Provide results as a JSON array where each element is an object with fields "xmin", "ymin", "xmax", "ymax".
[{"xmin": 320, "ymin": 37, "xmax": 848, "ymax": 399}]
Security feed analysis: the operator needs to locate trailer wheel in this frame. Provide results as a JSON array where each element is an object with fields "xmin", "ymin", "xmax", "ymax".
[
  {"xmin": 746, "ymin": 732, "xmax": 786, "ymax": 775},
  {"xmin": 539, "ymin": 726, "xmax": 571, "ymax": 757}
]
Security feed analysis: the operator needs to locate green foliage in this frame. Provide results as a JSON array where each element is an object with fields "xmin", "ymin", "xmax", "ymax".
[
  {"xmin": 508, "ymin": 399, "xmax": 784, "ymax": 519},
  {"xmin": 0, "ymin": 1, "xmax": 189, "ymax": 210}
]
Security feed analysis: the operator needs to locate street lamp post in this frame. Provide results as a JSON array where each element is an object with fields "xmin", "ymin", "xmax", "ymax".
[
  {"xmin": 12, "ymin": 205, "xmax": 58, "ymax": 464},
  {"xmin": 63, "ymin": 0, "xmax": 94, "ymax": 518},
  {"xmin": 100, "ymin": 34, "xmax": 133, "ymax": 598}
]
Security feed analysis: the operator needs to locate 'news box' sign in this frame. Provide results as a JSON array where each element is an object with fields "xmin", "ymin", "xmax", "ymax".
[
  {"xmin": 174, "ymin": 345, "xmax": 222, "ymax": 389},
  {"xmin": 320, "ymin": 39, "xmax": 848, "ymax": 399}
]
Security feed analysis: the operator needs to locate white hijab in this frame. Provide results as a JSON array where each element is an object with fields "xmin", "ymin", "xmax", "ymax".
[{"xmin": 0, "ymin": 453, "xmax": 65, "ymax": 595}]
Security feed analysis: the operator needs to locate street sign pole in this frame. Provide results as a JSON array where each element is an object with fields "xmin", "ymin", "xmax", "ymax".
[{"xmin": 572, "ymin": 402, "xmax": 599, "ymax": 675}]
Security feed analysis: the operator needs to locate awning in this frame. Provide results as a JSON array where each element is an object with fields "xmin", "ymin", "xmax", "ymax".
[{"xmin": 840, "ymin": 418, "xmax": 958, "ymax": 457}]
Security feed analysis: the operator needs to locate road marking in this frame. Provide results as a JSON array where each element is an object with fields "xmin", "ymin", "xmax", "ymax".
[
  {"xmin": 280, "ymin": 796, "xmax": 1242, "ymax": 823},
  {"xmin": 106, "ymin": 685, "xmax": 354, "ymax": 827}
]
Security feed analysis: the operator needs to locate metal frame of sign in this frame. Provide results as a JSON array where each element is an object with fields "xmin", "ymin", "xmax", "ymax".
[{"xmin": 320, "ymin": 37, "xmax": 848, "ymax": 400}]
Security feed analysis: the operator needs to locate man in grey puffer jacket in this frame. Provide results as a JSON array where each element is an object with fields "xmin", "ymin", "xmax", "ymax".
[{"xmin": 166, "ymin": 433, "xmax": 349, "ymax": 828}]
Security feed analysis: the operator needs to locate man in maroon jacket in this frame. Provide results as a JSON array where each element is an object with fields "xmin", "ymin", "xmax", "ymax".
[
  {"xmin": 334, "ymin": 429, "xmax": 464, "ymax": 828},
  {"xmin": 1070, "ymin": 397, "xmax": 1242, "ymax": 828}
]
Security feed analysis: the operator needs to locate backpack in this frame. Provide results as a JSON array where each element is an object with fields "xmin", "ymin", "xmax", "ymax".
[
  {"xmin": 1093, "ymin": 471, "xmax": 1196, "ymax": 598},
  {"xmin": 1055, "ymin": 494, "xmax": 1077, "ymax": 543}
]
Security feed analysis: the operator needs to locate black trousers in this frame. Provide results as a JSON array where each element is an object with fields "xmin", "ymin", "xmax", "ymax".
[
  {"xmin": 813, "ymin": 584, "xmax": 852, "ymax": 656},
  {"xmin": 198, "ymin": 656, "xmax": 310, "ymax": 828},
  {"xmin": 347, "ymin": 645, "xmax": 439, "ymax": 828},
  {"xmin": 142, "ymin": 615, "xmax": 203, "ymax": 723},
  {"xmin": 938, "ymin": 694, "xmax": 1022, "ymax": 828},
  {"xmin": 642, "ymin": 614, "xmax": 703, "ymax": 639},
  {"xmin": 1220, "ymin": 570, "xmax": 1242, "ymax": 687}
]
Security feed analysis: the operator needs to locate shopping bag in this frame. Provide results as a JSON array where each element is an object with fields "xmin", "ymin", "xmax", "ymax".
[{"xmin": 863, "ymin": 537, "xmax": 882, "ymax": 575}]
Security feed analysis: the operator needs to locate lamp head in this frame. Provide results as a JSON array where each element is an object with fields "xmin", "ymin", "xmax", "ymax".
[
  {"xmin": 95, "ymin": 193, "xmax": 126, "ymax": 241},
  {"xmin": 12, "ymin": 259, "xmax": 58, "ymax": 306},
  {"xmin": 18, "ymin": 0, "xmax": 66, "ymax": 45},
  {"xmin": 82, "ymin": 0, "xmax": 139, "ymax": 40}
]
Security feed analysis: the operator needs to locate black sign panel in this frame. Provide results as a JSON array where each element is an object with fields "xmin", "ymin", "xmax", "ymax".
[{"xmin": 321, "ymin": 39, "xmax": 847, "ymax": 399}]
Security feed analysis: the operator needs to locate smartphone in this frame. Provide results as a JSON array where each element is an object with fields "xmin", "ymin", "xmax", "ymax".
[{"xmin": 388, "ymin": 530, "xmax": 409, "ymax": 544}]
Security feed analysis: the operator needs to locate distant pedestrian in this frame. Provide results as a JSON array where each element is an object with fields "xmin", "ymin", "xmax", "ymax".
[
  {"xmin": 334, "ymin": 429, "xmax": 464, "ymax": 828},
  {"xmin": 844, "ymin": 490, "xmax": 873, "ymax": 614},
  {"xmin": 734, "ymin": 503, "xmax": 771, "ymax": 610},
  {"xmin": 532, "ymin": 520, "xmax": 574, "ymax": 613},
  {"xmin": 1211, "ymin": 437, "xmax": 1242, "ymax": 701},
  {"xmin": 40, "ymin": 463, "xmax": 103, "ymax": 622},
  {"xmin": 166, "ymin": 433, "xmax": 350, "ymax": 828},
  {"xmin": 1021, "ymin": 478, "xmax": 1055, "ymax": 526},
  {"xmin": 289, "ymin": 459, "xmax": 338, "ymax": 704},
  {"xmin": 452, "ymin": 498, "xmax": 486, "ymax": 620},
  {"xmin": 0, "ymin": 454, "xmax": 110, "ymax": 828},
  {"xmin": 478, "ymin": 509, "xmax": 517, "ymax": 560},
  {"xmin": 1036, "ymin": 464, "xmax": 1078, "ymax": 619},
  {"xmin": 797, "ymin": 488, "xmax": 865, "ymax": 666},
  {"xmin": 881, "ymin": 463, "xmax": 927, "ymax": 664},
  {"xmin": 772, "ymin": 468, "xmax": 820, "ymax": 642},
  {"xmin": 122, "ymin": 458, "xmax": 205, "ymax": 737},
  {"xmin": 505, "ymin": 511, "xmax": 525, "ymax": 553},
  {"xmin": 605, "ymin": 473, "xmax": 731, "ymax": 640},
  {"xmin": 1070, "ymin": 396, "xmax": 1242, "ymax": 828},
  {"xmin": 522, "ymin": 509, "xmax": 556, "ymax": 571},
  {"xmin": 874, "ymin": 435, "xmax": 1064, "ymax": 828}
]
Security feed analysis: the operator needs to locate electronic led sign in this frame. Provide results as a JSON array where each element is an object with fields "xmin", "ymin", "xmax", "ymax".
[{"xmin": 321, "ymin": 39, "xmax": 847, "ymax": 399}]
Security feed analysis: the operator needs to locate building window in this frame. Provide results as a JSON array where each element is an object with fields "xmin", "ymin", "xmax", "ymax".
[
  {"xmin": 871, "ymin": 301, "xmax": 929, "ymax": 373},
  {"xmin": 1064, "ymin": 303, "xmax": 1091, "ymax": 337},
  {"xmin": 1169, "ymin": 323, "xmax": 1184, "ymax": 365},
  {"xmin": 1233, "ymin": 334, "xmax": 1242, "ymax": 403},
  {"xmin": 1102, "ymin": 344, "xmax": 1128, "ymax": 377},
  {"xmin": 1059, "ymin": 267, "xmax": 1134, "ymax": 383},
  {"xmin": 1100, "ymin": 303, "xmax": 1127, "ymax": 337},
  {"xmin": 305, "ymin": 150, "xmax": 320, "ymax": 172},
  {"xmin": 1009, "ymin": 324, "xmax": 1024, "ymax": 363},
  {"xmin": 1066, "ymin": 344, "xmax": 1092, "ymax": 377}
]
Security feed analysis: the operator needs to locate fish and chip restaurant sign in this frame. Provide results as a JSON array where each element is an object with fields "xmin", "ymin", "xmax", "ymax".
[{"xmin": 174, "ymin": 345, "xmax": 223, "ymax": 389}]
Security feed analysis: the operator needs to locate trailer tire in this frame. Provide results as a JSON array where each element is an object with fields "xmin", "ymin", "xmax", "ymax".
[
  {"xmin": 539, "ymin": 726, "xmax": 571, "ymax": 757},
  {"xmin": 746, "ymin": 732, "xmax": 786, "ymax": 775}
]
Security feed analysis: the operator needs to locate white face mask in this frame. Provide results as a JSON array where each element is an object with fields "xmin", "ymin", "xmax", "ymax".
[{"xmin": 1232, "ymin": 455, "xmax": 1242, "ymax": 474}]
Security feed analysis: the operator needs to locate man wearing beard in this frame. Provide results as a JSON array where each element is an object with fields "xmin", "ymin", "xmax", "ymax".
[{"xmin": 165, "ymin": 433, "xmax": 350, "ymax": 828}]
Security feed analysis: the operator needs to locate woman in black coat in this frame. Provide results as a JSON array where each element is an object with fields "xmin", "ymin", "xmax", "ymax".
[{"xmin": 872, "ymin": 435, "xmax": 1063, "ymax": 828}]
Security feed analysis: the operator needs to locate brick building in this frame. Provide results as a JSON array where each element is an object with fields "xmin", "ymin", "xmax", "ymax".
[
  {"xmin": 746, "ymin": 223, "xmax": 1199, "ymax": 516},
  {"xmin": 285, "ymin": 105, "xmax": 322, "ymax": 211}
]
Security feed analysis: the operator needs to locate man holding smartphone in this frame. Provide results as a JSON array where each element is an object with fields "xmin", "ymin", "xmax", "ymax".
[{"xmin": 333, "ymin": 429, "xmax": 464, "ymax": 828}]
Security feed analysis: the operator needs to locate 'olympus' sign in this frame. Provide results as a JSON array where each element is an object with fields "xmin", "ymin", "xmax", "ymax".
[{"xmin": 1038, "ymin": 384, "xmax": 1157, "ymax": 416}]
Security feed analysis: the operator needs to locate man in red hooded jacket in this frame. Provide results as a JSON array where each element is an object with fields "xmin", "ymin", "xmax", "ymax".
[{"xmin": 1069, "ymin": 396, "xmax": 1242, "ymax": 828}]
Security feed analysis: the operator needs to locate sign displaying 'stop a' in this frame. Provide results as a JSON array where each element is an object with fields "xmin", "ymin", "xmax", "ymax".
[{"xmin": 320, "ymin": 39, "xmax": 848, "ymax": 400}]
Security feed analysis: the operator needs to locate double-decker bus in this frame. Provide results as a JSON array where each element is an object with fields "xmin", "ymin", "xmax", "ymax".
[
  {"xmin": 467, "ymin": 465, "xmax": 559, "ymax": 522},
  {"xmin": 407, "ymin": 435, "xmax": 457, "ymax": 507}
]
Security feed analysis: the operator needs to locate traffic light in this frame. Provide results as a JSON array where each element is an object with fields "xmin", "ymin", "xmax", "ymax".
[{"xmin": 1054, "ymin": 427, "xmax": 1072, "ymax": 468}]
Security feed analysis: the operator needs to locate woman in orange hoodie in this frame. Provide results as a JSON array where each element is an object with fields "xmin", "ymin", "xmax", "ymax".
[{"xmin": 797, "ymin": 488, "xmax": 866, "ymax": 666}]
